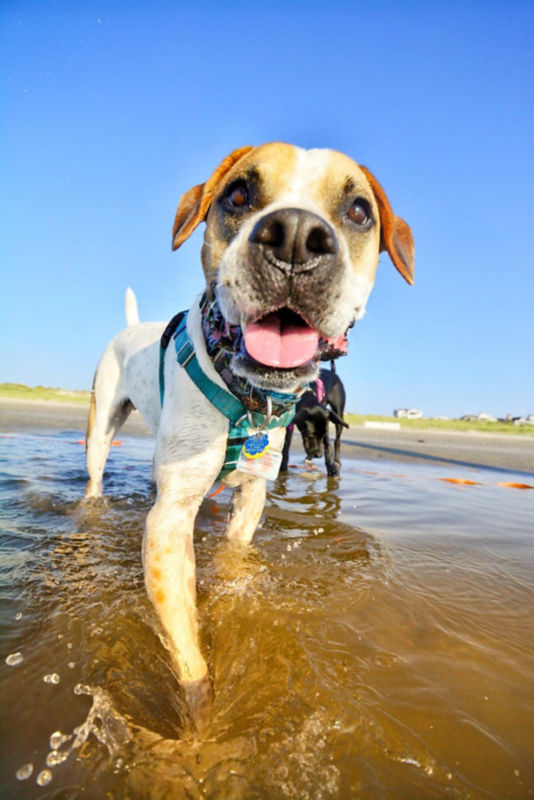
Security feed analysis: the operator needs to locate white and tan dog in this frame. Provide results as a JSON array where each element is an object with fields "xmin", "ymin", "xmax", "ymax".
[{"xmin": 85, "ymin": 143, "xmax": 414, "ymax": 726}]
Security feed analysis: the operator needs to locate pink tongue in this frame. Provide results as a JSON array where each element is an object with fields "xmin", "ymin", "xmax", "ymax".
[{"xmin": 244, "ymin": 313, "xmax": 319, "ymax": 368}]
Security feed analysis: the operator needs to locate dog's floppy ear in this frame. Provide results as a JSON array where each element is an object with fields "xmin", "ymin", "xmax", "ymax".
[
  {"xmin": 172, "ymin": 145, "xmax": 255, "ymax": 250},
  {"xmin": 360, "ymin": 166, "xmax": 414, "ymax": 285}
]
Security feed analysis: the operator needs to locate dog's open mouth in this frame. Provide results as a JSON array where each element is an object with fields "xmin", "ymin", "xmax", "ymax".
[{"xmin": 243, "ymin": 308, "xmax": 319, "ymax": 369}]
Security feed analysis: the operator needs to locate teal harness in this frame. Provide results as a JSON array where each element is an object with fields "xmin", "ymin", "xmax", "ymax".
[{"xmin": 159, "ymin": 310, "xmax": 299, "ymax": 479}]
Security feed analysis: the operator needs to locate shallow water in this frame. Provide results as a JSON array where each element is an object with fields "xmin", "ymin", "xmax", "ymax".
[{"xmin": 1, "ymin": 431, "xmax": 533, "ymax": 799}]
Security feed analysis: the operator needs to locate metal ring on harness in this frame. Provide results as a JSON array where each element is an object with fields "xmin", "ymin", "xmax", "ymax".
[
  {"xmin": 235, "ymin": 393, "xmax": 273, "ymax": 429},
  {"xmin": 261, "ymin": 394, "xmax": 273, "ymax": 426}
]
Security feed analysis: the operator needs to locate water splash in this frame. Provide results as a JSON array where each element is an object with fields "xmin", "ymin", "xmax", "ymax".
[
  {"xmin": 71, "ymin": 684, "xmax": 131, "ymax": 755},
  {"xmin": 15, "ymin": 763, "xmax": 33, "ymax": 781},
  {"xmin": 36, "ymin": 769, "xmax": 52, "ymax": 786},
  {"xmin": 50, "ymin": 730, "xmax": 72, "ymax": 749},
  {"xmin": 5, "ymin": 652, "xmax": 23, "ymax": 666},
  {"xmin": 266, "ymin": 712, "xmax": 340, "ymax": 800}
]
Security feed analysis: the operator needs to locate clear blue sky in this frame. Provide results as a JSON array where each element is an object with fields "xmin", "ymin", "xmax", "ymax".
[{"xmin": 1, "ymin": 0, "xmax": 533, "ymax": 418}]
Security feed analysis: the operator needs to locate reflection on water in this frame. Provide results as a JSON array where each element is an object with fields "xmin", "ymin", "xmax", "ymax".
[{"xmin": 1, "ymin": 431, "xmax": 533, "ymax": 799}]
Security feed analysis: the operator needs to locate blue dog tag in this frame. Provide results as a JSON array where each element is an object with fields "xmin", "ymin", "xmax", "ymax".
[{"xmin": 242, "ymin": 432, "xmax": 270, "ymax": 459}]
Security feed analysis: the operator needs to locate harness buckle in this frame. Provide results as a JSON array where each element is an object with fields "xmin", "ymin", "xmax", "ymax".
[{"xmin": 176, "ymin": 340, "xmax": 195, "ymax": 367}]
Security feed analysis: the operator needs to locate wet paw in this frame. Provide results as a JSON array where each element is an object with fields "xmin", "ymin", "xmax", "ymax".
[{"xmin": 184, "ymin": 675, "xmax": 213, "ymax": 734}]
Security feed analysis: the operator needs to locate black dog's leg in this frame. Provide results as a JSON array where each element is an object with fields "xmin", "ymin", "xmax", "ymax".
[
  {"xmin": 324, "ymin": 427, "xmax": 339, "ymax": 476},
  {"xmin": 280, "ymin": 425, "xmax": 294, "ymax": 472},
  {"xmin": 333, "ymin": 422, "xmax": 343, "ymax": 470},
  {"xmin": 325, "ymin": 371, "xmax": 346, "ymax": 474}
]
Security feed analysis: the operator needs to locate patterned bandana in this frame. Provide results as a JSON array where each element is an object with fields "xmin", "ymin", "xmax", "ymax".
[{"xmin": 200, "ymin": 291, "xmax": 304, "ymax": 416}]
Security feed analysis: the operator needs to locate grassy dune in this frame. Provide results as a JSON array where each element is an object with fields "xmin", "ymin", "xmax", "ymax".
[
  {"xmin": 1, "ymin": 384, "xmax": 531, "ymax": 436},
  {"xmin": 0, "ymin": 383, "xmax": 91, "ymax": 405},
  {"xmin": 345, "ymin": 413, "xmax": 533, "ymax": 436}
]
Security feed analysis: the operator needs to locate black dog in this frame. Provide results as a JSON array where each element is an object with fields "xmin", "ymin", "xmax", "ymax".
[{"xmin": 280, "ymin": 367, "xmax": 349, "ymax": 476}]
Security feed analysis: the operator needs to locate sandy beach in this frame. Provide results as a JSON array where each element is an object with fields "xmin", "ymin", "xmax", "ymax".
[{"xmin": 2, "ymin": 397, "xmax": 533, "ymax": 475}]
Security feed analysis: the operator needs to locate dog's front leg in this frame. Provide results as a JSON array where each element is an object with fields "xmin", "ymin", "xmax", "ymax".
[
  {"xmin": 324, "ymin": 429, "xmax": 339, "ymax": 477},
  {"xmin": 333, "ymin": 422, "xmax": 343, "ymax": 472},
  {"xmin": 225, "ymin": 475, "xmax": 267, "ymax": 544},
  {"xmin": 280, "ymin": 425, "xmax": 294, "ymax": 472},
  {"xmin": 143, "ymin": 455, "xmax": 222, "ymax": 730}
]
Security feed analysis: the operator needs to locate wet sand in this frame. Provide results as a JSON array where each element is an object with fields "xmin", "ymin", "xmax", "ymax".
[
  {"xmin": 1, "ymin": 398, "xmax": 533, "ymax": 475},
  {"xmin": 0, "ymin": 398, "xmax": 152, "ymax": 437}
]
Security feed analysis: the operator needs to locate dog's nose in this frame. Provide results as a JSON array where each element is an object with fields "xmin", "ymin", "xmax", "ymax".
[{"xmin": 250, "ymin": 208, "xmax": 337, "ymax": 268}]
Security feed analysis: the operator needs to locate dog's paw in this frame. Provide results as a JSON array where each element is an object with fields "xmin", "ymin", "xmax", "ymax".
[
  {"xmin": 184, "ymin": 675, "xmax": 213, "ymax": 734},
  {"xmin": 326, "ymin": 462, "xmax": 340, "ymax": 477}
]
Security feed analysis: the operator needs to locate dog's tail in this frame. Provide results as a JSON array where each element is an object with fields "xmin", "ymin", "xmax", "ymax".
[{"xmin": 125, "ymin": 287, "xmax": 140, "ymax": 327}]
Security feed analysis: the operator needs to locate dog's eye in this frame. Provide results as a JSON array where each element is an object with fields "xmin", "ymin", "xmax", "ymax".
[
  {"xmin": 348, "ymin": 199, "xmax": 371, "ymax": 226},
  {"xmin": 225, "ymin": 181, "xmax": 249, "ymax": 210}
]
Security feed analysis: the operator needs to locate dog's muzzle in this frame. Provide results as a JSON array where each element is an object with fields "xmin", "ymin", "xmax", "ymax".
[
  {"xmin": 230, "ymin": 208, "xmax": 346, "ymax": 390},
  {"xmin": 242, "ymin": 208, "xmax": 343, "ymax": 369}
]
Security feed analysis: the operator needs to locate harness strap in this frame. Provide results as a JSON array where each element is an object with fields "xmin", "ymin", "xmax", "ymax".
[
  {"xmin": 159, "ymin": 310, "xmax": 295, "ymax": 430},
  {"xmin": 173, "ymin": 317, "xmax": 247, "ymax": 426},
  {"xmin": 159, "ymin": 311, "xmax": 186, "ymax": 406}
]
